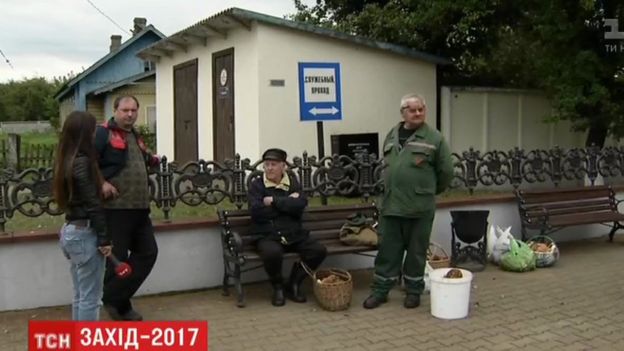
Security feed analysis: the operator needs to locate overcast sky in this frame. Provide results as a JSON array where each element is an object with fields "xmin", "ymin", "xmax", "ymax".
[{"xmin": 0, "ymin": 0, "xmax": 315, "ymax": 82}]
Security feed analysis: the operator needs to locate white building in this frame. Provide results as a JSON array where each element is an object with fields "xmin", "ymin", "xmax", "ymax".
[{"xmin": 138, "ymin": 7, "xmax": 449, "ymax": 164}]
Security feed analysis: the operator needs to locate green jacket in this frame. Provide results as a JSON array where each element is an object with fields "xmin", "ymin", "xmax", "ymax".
[{"xmin": 380, "ymin": 122, "xmax": 454, "ymax": 217}]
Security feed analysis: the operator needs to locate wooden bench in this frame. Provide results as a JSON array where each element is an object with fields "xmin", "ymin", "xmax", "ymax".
[
  {"xmin": 515, "ymin": 186, "xmax": 624, "ymax": 241},
  {"xmin": 218, "ymin": 203, "xmax": 378, "ymax": 307}
]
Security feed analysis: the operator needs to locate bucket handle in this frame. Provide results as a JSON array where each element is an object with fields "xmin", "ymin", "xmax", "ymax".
[{"xmin": 427, "ymin": 242, "xmax": 449, "ymax": 260}]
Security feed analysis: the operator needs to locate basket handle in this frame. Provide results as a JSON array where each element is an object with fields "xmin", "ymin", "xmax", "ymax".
[
  {"xmin": 300, "ymin": 262, "xmax": 351, "ymax": 281},
  {"xmin": 300, "ymin": 261, "xmax": 315, "ymax": 278},
  {"xmin": 527, "ymin": 235, "xmax": 555, "ymax": 244},
  {"xmin": 427, "ymin": 241, "xmax": 449, "ymax": 259},
  {"xmin": 327, "ymin": 269, "xmax": 351, "ymax": 281}
]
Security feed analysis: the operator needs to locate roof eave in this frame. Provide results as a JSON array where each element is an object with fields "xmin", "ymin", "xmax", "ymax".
[
  {"xmin": 58, "ymin": 26, "xmax": 165, "ymax": 99},
  {"xmin": 137, "ymin": 7, "xmax": 451, "ymax": 66}
]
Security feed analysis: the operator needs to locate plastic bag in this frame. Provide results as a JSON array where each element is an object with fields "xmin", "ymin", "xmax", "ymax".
[
  {"xmin": 491, "ymin": 226, "xmax": 513, "ymax": 265},
  {"xmin": 500, "ymin": 238, "xmax": 537, "ymax": 272},
  {"xmin": 423, "ymin": 261, "xmax": 433, "ymax": 293},
  {"xmin": 486, "ymin": 224, "xmax": 497, "ymax": 260}
]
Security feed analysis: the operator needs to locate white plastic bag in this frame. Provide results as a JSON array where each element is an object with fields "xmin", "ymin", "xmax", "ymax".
[
  {"xmin": 423, "ymin": 261, "xmax": 433, "ymax": 293},
  {"xmin": 486, "ymin": 223, "xmax": 497, "ymax": 259},
  {"xmin": 492, "ymin": 226, "xmax": 514, "ymax": 265}
]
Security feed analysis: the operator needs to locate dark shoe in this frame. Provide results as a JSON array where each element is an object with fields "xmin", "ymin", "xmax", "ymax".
[
  {"xmin": 285, "ymin": 284, "xmax": 307, "ymax": 303},
  {"xmin": 272, "ymin": 284, "xmax": 285, "ymax": 307},
  {"xmin": 104, "ymin": 304, "xmax": 124, "ymax": 321},
  {"xmin": 121, "ymin": 309, "xmax": 143, "ymax": 321},
  {"xmin": 404, "ymin": 294, "xmax": 420, "ymax": 309},
  {"xmin": 104, "ymin": 304, "xmax": 143, "ymax": 321},
  {"xmin": 362, "ymin": 295, "xmax": 387, "ymax": 309},
  {"xmin": 286, "ymin": 262, "xmax": 308, "ymax": 303}
]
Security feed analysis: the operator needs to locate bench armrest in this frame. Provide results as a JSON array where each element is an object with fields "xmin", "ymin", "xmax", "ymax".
[
  {"xmin": 521, "ymin": 205, "xmax": 550, "ymax": 226},
  {"xmin": 230, "ymin": 230, "xmax": 243, "ymax": 251},
  {"xmin": 221, "ymin": 229, "xmax": 244, "ymax": 262}
]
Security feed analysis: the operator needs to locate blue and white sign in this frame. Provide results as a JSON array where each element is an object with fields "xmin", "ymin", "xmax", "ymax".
[{"xmin": 298, "ymin": 62, "xmax": 342, "ymax": 121}]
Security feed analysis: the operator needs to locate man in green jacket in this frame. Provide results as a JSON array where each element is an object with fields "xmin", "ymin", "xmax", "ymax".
[{"xmin": 363, "ymin": 93, "xmax": 454, "ymax": 309}]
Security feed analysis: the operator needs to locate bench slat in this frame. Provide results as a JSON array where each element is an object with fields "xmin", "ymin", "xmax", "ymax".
[
  {"xmin": 525, "ymin": 204, "xmax": 613, "ymax": 218},
  {"xmin": 525, "ymin": 212, "xmax": 624, "ymax": 228},
  {"xmin": 239, "ymin": 229, "xmax": 343, "ymax": 249},
  {"xmin": 240, "ymin": 241, "xmax": 377, "ymax": 261},
  {"xmin": 518, "ymin": 187, "xmax": 612, "ymax": 204},
  {"xmin": 220, "ymin": 203, "xmax": 376, "ymax": 218}
]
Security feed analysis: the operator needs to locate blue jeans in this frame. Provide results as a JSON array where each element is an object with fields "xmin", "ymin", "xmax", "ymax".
[{"xmin": 59, "ymin": 223, "xmax": 105, "ymax": 321}]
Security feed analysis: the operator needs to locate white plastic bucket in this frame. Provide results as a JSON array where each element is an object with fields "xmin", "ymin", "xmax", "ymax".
[{"xmin": 429, "ymin": 268, "xmax": 473, "ymax": 320}]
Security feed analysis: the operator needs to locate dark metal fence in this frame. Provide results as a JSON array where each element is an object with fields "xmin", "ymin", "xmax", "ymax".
[{"xmin": 0, "ymin": 145, "xmax": 622, "ymax": 233}]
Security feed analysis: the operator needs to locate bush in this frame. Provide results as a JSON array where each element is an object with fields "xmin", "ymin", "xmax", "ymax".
[{"xmin": 136, "ymin": 125, "xmax": 156, "ymax": 152}]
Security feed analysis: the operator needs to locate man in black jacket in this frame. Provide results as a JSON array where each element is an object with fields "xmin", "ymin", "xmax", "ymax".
[
  {"xmin": 95, "ymin": 95, "xmax": 159, "ymax": 321},
  {"xmin": 248, "ymin": 148, "xmax": 327, "ymax": 306}
]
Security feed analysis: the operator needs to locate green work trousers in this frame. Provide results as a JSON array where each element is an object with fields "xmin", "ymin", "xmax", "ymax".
[{"xmin": 371, "ymin": 211, "xmax": 434, "ymax": 297}]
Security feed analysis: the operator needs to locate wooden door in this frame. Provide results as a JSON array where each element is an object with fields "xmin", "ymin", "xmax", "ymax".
[
  {"xmin": 212, "ymin": 48, "xmax": 235, "ymax": 163},
  {"xmin": 174, "ymin": 59, "xmax": 198, "ymax": 164}
]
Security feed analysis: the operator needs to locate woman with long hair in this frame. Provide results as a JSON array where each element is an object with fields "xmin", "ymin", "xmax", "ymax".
[{"xmin": 53, "ymin": 111, "xmax": 112, "ymax": 320}]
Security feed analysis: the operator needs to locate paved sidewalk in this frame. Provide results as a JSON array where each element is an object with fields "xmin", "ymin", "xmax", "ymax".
[{"xmin": 2, "ymin": 236, "xmax": 624, "ymax": 350}]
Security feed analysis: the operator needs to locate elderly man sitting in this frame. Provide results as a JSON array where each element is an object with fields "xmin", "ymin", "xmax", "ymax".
[{"xmin": 247, "ymin": 148, "xmax": 327, "ymax": 306}]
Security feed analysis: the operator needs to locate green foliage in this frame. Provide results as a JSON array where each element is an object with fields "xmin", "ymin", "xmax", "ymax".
[
  {"xmin": 0, "ymin": 77, "xmax": 64, "ymax": 125},
  {"xmin": 0, "ymin": 131, "xmax": 58, "ymax": 145},
  {"xmin": 136, "ymin": 124, "xmax": 156, "ymax": 152},
  {"xmin": 292, "ymin": 0, "xmax": 624, "ymax": 140}
]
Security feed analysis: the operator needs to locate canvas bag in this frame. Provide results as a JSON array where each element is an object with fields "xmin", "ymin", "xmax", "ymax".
[{"xmin": 339, "ymin": 212, "xmax": 378, "ymax": 246}]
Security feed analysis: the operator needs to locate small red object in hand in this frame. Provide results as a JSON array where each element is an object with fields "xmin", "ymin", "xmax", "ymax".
[{"xmin": 108, "ymin": 254, "xmax": 132, "ymax": 278}]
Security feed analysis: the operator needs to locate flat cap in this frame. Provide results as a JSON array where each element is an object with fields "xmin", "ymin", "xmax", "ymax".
[{"xmin": 262, "ymin": 148, "xmax": 287, "ymax": 162}]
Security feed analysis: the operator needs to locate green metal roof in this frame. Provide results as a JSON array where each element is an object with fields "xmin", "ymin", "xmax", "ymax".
[{"xmin": 137, "ymin": 7, "xmax": 451, "ymax": 66}]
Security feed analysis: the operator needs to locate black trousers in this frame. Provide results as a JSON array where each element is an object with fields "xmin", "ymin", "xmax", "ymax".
[
  {"xmin": 256, "ymin": 237, "xmax": 327, "ymax": 283},
  {"xmin": 103, "ymin": 209, "xmax": 158, "ymax": 313}
]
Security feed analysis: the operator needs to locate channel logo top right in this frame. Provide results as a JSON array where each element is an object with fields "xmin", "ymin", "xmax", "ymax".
[{"xmin": 604, "ymin": 18, "xmax": 624, "ymax": 53}]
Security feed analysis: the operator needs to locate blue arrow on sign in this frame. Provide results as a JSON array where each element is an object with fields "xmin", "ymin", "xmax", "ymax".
[{"xmin": 298, "ymin": 62, "xmax": 342, "ymax": 121}]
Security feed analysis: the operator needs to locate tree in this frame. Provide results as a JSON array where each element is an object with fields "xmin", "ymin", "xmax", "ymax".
[
  {"xmin": 0, "ymin": 77, "xmax": 62, "ymax": 125},
  {"xmin": 292, "ymin": 0, "xmax": 624, "ymax": 145}
]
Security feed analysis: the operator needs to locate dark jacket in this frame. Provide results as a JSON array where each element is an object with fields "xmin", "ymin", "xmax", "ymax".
[
  {"xmin": 94, "ymin": 117, "xmax": 159, "ymax": 180},
  {"xmin": 64, "ymin": 154, "xmax": 111, "ymax": 247},
  {"xmin": 248, "ymin": 174, "xmax": 308, "ymax": 244}
]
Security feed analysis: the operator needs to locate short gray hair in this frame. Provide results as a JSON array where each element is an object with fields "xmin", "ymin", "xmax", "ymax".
[{"xmin": 400, "ymin": 93, "xmax": 426, "ymax": 111}]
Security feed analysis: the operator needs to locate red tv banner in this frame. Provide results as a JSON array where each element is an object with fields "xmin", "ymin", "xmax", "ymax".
[{"xmin": 29, "ymin": 321, "xmax": 208, "ymax": 350}]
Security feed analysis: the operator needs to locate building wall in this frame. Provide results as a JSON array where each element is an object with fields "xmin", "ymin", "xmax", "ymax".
[
  {"xmin": 441, "ymin": 87, "xmax": 585, "ymax": 153},
  {"xmin": 58, "ymin": 95, "xmax": 75, "ymax": 123},
  {"xmin": 86, "ymin": 96, "xmax": 105, "ymax": 120},
  {"xmin": 102, "ymin": 76, "xmax": 156, "ymax": 126},
  {"xmin": 255, "ymin": 25, "xmax": 438, "ymax": 160},
  {"xmin": 155, "ymin": 26, "xmax": 259, "ymax": 161},
  {"xmin": 0, "ymin": 198, "xmax": 614, "ymax": 311}
]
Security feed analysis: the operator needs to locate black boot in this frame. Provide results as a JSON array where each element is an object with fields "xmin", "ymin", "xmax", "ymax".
[
  {"xmin": 363, "ymin": 295, "xmax": 388, "ymax": 309},
  {"xmin": 271, "ymin": 282, "xmax": 285, "ymax": 306},
  {"xmin": 285, "ymin": 262, "xmax": 308, "ymax": 303},
  {"xmin": 404, "ymin": 294, "xmax": 421, "ymax": 308}
]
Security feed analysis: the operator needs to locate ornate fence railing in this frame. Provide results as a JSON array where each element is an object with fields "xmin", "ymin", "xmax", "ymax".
[{"xmin": 1, "ymin": 145, "xmax": 623, "ymax": 233}]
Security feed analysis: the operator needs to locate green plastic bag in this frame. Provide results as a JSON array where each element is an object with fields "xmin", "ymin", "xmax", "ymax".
[{"xmin": 501, "ymin": 238, "xmax": 536, "ymax": 272}]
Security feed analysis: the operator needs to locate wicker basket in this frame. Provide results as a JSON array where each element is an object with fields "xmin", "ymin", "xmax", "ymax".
[
  {"xmin": 527, "ymin": 235, "xmax": 560, "ymax": 268},
  {"xmin": 302, "ymin": 263, "xmax": 353, "ymax": 311},
  {"xmin": 427, "ymin": 242, "xmax": 451, "ymax": 269}
]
